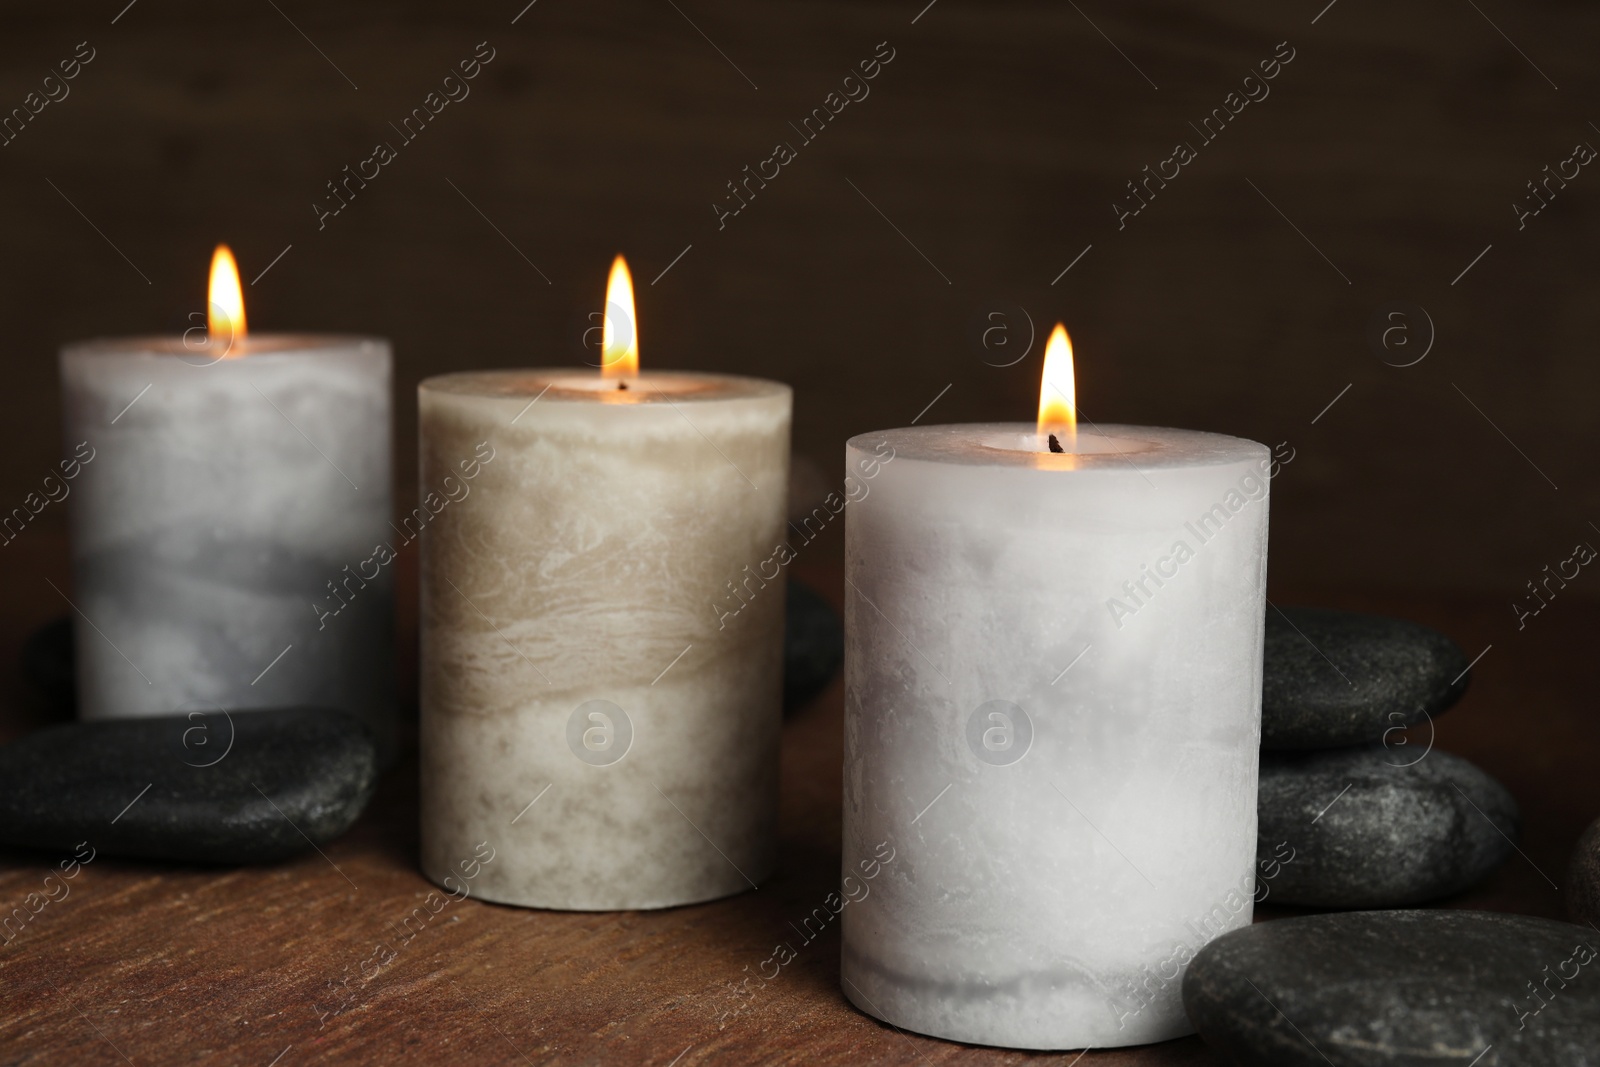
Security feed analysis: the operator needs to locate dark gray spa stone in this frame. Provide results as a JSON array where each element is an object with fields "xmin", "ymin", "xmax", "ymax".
[
  {"xmin": 1183, "ymin": 909, "xmax": 1600, "ymax": 1067},
  {"xmin": 1258, "ymin": 746, "xmax": 1517, "ymax": 908},
  {"xmin": 0, "ymin": 708, "xmax": 377, "ymax": 864},
  {"xmin": 1567, "ymin": 815, "xmax": 1600, "ymax": 926},
  {"xmin": 1263, "ymin": 607, "xmax": 1471, "ymax": 749},
  {"xmin": 784, "ymin": 580, "xmax": 843, "ymax": 713}
]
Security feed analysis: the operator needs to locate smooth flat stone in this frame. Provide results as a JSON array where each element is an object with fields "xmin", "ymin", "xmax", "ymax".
[
  {"xmin": 1184, "ymin": 910, "xmax": 1600, "ymax": 1066},
  {"xmin": 1258, "ymin": 746, "xmax": 1517, "ymax": 907},
  {"xmin": 784, "ymin": 580, "xmax": 842, "ymax": 713},
  {"xmin": 0, "ymin": 708, "xmax": 377, "ymax": 864},
  {"xmin": 1263, "ymin": 607, "xmax": 1471, "ymax": 749},
  {"xmin": 1567, "ymin": 815, "xmax": 1600, "ymax": 925}
]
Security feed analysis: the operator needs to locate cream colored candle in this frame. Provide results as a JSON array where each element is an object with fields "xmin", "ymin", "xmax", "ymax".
[{"xmin": 419, "ymin": 258, "xmax": 791, "ymax": 910}]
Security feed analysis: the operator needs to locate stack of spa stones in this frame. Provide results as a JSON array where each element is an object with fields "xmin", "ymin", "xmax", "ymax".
[
  {"xmin": 1251, "ymin": 607, "xmax": 1515, "ymax": 908},
  {"xmin": 1177, "ymin": 610, "xmax": 1600, "ymax": 1065}
]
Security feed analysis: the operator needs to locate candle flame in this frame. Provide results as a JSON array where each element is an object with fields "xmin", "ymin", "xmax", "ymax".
[
  {"xmin": 601, "ymin": 254, "xmax": 639, "ymax": 379},
  {"xmin": 1037, "ymin": 323, "xmax": 1076, "ymax": 438},
  {"xmin": 207, "ymin": 244, "xmax": 247, "ymax": 356}
]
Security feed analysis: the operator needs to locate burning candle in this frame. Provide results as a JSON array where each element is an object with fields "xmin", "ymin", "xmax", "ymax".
[
  {"xmin": 419, "ymin": 256, "xmax": 791, "ymax": 910},
  {"xmin": 60, "ymin": 246, "xmax": 394, "ymax": 756},
  {"xmin": 840, "ymin": 325, "xmax": 1271, "ymax": 1049}
]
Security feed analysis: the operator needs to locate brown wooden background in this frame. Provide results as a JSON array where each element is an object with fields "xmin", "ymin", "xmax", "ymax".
[{"xmin": 0, "ymin": 0, "xmax": 1596, "ymax": 593}]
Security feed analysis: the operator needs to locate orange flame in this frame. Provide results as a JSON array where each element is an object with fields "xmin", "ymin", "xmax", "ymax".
[
  {"xmin": 601, "ymin": 254, "xmax": 639, "ymax": 379},
  {"xmin": 1037, "ymin": 323, "xmax": 1076, "ymax": 438},
  {"xmin": 207, "ymin": 244, "xmax": 247, "ymax": 356}
]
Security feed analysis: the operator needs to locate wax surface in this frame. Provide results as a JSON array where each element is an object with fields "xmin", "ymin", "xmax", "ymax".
[
  {"xmin": 840, "ymin": 423, "xmax": 1270, "ymax": 1049},
  {"xmin": 419, "ymin": 370, "xmax": 791, "ymax": 910},
  {"xmin": 59, "ymin": 336, "xmax": 394, "ymax": 755}
]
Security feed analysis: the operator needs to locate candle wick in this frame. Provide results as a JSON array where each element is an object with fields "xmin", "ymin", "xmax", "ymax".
[
  {"xmin": 617, "ymin": 381, "xmax": 629, "ymax": 391},
  {"xmin": 1048, "ymin": 434, "xmax": 1064, "ymax": 454}
]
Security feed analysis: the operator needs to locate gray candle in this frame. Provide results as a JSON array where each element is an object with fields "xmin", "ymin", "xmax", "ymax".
[
  {"xmin": 59, "ymin": 313, "xmax": 394, "ymax": 756},
  {"xmin": 841, "ymin": 328, "xmax": 1271, "ymax": 1048}
]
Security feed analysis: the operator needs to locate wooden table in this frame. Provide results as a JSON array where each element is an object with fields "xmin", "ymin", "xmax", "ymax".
[{"xmin": 0, "ymin": 534, "xmax": 1593, "ymax": 1066}]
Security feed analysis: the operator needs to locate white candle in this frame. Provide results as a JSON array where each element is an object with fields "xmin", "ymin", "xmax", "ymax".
[
  {"xmin": 419, "ymin": 257, "xmax": 791, "ymax": 910},
  {"xmin": 840, "ymin": 326, "xmax": 1270, "ymax": 1049},
  {"xmin": 58, "ymin": 247, "xmax": 394, "ymax": 757}
]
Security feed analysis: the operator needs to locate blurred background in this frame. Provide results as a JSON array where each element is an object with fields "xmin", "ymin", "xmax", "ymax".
[{"xmin": 1, "ymin": 0, "xmax": 1595, "ymax": 601}]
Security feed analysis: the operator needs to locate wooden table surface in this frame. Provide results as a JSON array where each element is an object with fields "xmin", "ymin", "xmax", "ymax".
[{"xmin": 0, "ymin": 534, "xmax": 1594, "ymax": 1066}]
